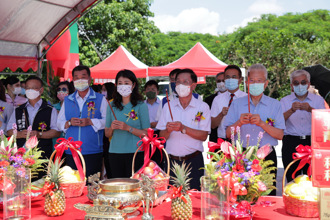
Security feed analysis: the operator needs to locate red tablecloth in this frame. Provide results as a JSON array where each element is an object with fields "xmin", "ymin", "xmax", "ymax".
[{"xmin": 0, "ymin": 188, "xmax": 319, "ymax": 219}]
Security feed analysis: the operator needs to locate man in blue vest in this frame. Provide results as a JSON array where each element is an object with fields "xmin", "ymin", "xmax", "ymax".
[
  {"xmin": 7, "ymin": 76, "xmax": 61, "ymax": 180},
  {"xmin": 57, "ymin": 65, "xmax": 107, "ymax": 179}
]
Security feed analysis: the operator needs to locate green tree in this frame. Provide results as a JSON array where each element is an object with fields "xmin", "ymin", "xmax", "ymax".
[{"xmin": 79, "ymin": 0, "xmax": 160, "ymax": 67}]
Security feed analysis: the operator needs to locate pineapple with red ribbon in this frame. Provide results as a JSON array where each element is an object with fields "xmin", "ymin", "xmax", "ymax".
[
  {"xmin": 43, "ymin": 158, "xmax": 66, "ymax": 216},
  {"xmin": 170, "ymin": 161, "xmax": 192, "ymax": 220}
]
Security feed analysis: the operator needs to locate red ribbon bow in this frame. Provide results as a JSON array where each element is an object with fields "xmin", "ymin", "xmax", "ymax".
[
  {"xmin": 43, "ymin": 182, "xmax": 56, "ymax": 201},
  {"xmin": 54, "ymin": 137, "xmax": 84, "ymax": 181},
  {"xmin": 207, "ymin": 138, "xmax": 225, "ymax": 159},
  {"xmin": 137, "ymin": 128, "xmax": 166, "ymax": 171},
  {"xmin": 292, "ymin": 144, "xmax": 312, "ymax": 179},
  {"xmin": 169, "ymin": 185, "xmax": 188, "ymax": 204}
]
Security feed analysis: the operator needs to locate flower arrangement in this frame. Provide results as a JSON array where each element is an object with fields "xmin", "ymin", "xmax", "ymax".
[
  {"xmin": 266, "ymin": 118, "xmax": 275, "ymax": 127},
  {"xmin": 0, "ymin": 106, "xmax": 4, "ymax": 118},
  {"xmin": 0, "ymin": 124, "xmax": 48, "ymax": 181},
  {"xmin": 38, "ymin": 122, "xmax": 47, "ymax": 133},
  {"xmin": 205, "ymin": 126, "xmax": 276, "ymax": 204}
]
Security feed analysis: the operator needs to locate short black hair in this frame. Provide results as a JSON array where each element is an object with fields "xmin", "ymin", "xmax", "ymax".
[
  {"xmin": 144, "ymin": 80, "xmax": 159, "ymax": 90},
  {"xmin": 216, "ymin": 72, "xmax": 225, "ymax": 78},
  {"xmin": 72, "ymin": 65, "xmax": 91, "ymax": 77},
  {"xmin": 25, "ymin": 76, "xmax": 44, "ymax": 88},
  {"xmin": 175, "ymin": 68, "xmax": 197, "ymax": 83},
  {"xmin": 4, "ymin": 76, "xmax": 19, "ymax": 87},
  {"xmin": 169, "ymin": 68, "xmax": 181, "ymax": 77},
  {"xmin": 224, "ymin": 65, "xmax": 242, "ymax": 78},
  {"xmin": 57, "ymin": 81, "xmax": 74, "ymax": 94},
  {"xmin": 103, "ymin": 82, "xmax": 115, "ymax": 100}
]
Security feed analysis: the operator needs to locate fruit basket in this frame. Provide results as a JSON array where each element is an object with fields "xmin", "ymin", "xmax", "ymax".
[
  {"xmin": 131, "ymin": 147, "xmax": 170, "ymax": 192},
  {"xmin": 48, "ymin": 145, "xmax": 86, "ymax": 198},
  {"xmin": 282, "ymin": 159, "xmax": 318, "ymax": 218}
]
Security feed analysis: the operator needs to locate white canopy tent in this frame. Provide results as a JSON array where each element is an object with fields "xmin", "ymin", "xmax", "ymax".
[{"xmin": 0, "ymin": 0, "xmax": 101, "ymax": 75}]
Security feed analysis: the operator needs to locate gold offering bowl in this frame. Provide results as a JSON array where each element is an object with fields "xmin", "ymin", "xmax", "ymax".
[{"xmin": 95, "ymin": 178, "xmax": 143, "ymax": 214}]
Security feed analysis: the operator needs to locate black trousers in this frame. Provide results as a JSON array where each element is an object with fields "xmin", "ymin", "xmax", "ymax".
[
  {"xmin": 166, "ymin": 152, "xmax": 204, "ymax": 191},
  {"xmin": 66, "ymin": 153, "xmax": 103, "ymax": 182},
  {"xmin": 108, "ymin": 152, "xmax": 144, "ymax": 178},
  {"xmin": 103, "ymin": 135, "xmax": 111, "ymax": 178},
  {"xmin": 282, "ymin": 135, "xmax": 311, "ymax": 183}
]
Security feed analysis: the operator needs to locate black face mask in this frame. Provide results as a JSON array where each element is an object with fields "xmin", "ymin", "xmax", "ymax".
[{"xmin": 146, "ymin": 91, "xmax": 156, "ymax": 99}]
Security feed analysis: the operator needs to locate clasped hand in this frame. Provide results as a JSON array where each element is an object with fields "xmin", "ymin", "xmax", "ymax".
[
  {"xmin": 71, "ymin": 118, "xmax": 91, "ymax": 127},
  {"xmin": 111, "ymin": 120, "xmax": 129, "ymax": 131},
  {"xmin": 166, "ymin": 121, "xmax": 184, "ymax": 133},
  {"xmin": 239, "ymin": 113, "xmax": 263, "ymax": 126},
  {"xmin": 291, "ymin": 102, "xmax": 311, "ymax": 112}
]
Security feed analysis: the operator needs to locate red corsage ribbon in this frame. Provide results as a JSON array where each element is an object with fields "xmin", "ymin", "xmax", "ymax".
[
  {"xmin": 292, "ymin": 144, "xmax": 312, "ymax": 179},
  {"xmin": 137, "ymin": 128, "xmax": 166, "ymax": 171},
  {"xmin": 207, "ymin": 138, "xmax": 225, "ymax": 159},
  {"xmin": 54, "ymin": 137, "xmax": 84, "ymax": 181}
]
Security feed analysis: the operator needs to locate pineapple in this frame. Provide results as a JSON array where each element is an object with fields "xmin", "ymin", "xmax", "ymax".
[
  {"xmin": 170, "ymin": 161, "xmax": 193, "ymax": 220},
  {"xmin": 44, "ymin": 158, "xmax": 66, "ymax": 216}
]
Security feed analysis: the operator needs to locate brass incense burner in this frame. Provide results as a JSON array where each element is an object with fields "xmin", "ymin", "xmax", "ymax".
[{"xmin": 87, "ymin": 175, "xmax": 143, "ymax": 214}]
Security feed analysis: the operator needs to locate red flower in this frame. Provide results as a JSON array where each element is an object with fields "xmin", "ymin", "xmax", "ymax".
[
  {"xmin": 16, "ymin": 147, "xmax": 26, "ymax": 155},
  {"xmin": 232, "ymin": 164, "xmax": 245, "ymax": 173},
  {"xmin": 218, "ymin": 158, "xmax": 225, "ymax": 166},
  {"xmin": 251, "ymin": 164, "xmax": 262, "ymax": 172},
  {"xmin": 25, "ymin": 158, "xmax": 35, "ymax": 166},
  {"xmin": 252, "ymin": 159, "xmax": 259, "ymax": 165},
  {"xmin": 0, "ymin": 161, "xmax": 10, "ymax": 167}
]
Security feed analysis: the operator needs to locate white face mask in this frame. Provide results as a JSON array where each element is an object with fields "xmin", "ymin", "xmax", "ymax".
[
  {"xmin": 175, "ymin": 84, "xmax": 191, "ymax": 97},
  {"xmin": 74, "ymin": 79, "xmax": 89, "ymax": 91},
  {"xmin": 117, "ymin": 85, "xmax": 132, "ymax": 97},
  {"xmin": 13, "ymin": 87, "xmax": 22, "ymax": 95},
  {"xmin": 216, "ymin": 82, "xmax": 227, "ymax": 92},
  {"xmin": 25, "ymin": 89, "xmax": 40, "ymax": 100}
]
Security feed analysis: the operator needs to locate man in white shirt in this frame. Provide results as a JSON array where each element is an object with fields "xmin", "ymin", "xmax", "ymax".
[
  {"xmin": 280, "ymin": 69, "xmax": 325, "ymax": 182},
  {"xmin": 157, "ymin": 69, "xmax": 211, "ymax": 190},
  {"xmin": 211, "ymin": 65, "xmax": 247, "ymax": 141},
  {"xmin": 57, "ymin": 65, "xmax": 107, "ymax": 178}
]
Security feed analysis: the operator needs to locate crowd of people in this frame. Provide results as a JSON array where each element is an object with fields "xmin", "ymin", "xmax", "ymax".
[{"xmin": 0, "ymin": 63, "xmax": 328, "ymax": 193}]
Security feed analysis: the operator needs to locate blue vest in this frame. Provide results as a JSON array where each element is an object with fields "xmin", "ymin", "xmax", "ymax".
[{"xmin": 64, "ymin": 89, "xmax": 104, "ymax": 155}]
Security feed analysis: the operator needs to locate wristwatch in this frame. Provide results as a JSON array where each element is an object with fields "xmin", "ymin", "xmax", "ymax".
[
  {"xmin": 68, "ymin": 120, "xmax": 71, "ymax": 126},
  {"xmin": 129, "ymin": 127, "xmax": 134, "ymax": 133},
  {"xmin": 39, "ymin": 132, "xmax": 43, "ymax": 137},
  {"xmin": 181, "ymin": 126, "xmax": 186, "ymax": 134}
]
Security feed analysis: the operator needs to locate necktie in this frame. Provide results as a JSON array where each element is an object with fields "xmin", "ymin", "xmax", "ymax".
[{"xmin": 228, "ymin": 93, "xmax": 235, "ymax": 107}]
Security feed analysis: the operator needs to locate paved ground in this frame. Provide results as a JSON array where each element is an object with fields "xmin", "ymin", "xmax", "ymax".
[{"xmin": 202, "ymin": 139, "xmax": 284, "ymax": 196}]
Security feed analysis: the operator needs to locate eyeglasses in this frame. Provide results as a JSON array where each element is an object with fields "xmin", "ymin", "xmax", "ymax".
[
  {"xmin": 292, "ymin": 80, "xmax": 308, "ymax": 86},
  {"xmin": 176, "ymin": 80, "xmax": 192, "ymax": 86},
  {"xmin": 57, "ymin": 87, "xmax": 68, "ymax": 92}
]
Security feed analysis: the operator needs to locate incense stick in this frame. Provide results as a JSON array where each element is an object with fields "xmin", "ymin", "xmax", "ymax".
[
  {"xmin": 165, "ymin": 89, "xmax": 174, "ymax": 121},
  {"xmin": 107, "ymin": 100, "xmax": 117, "ymax": 120},
  {"xmin": 247, "ymin": 76, "xmax": 251, "ymax": 113}
]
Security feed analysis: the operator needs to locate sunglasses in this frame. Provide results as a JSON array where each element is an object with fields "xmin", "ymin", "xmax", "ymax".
[
  {"xmin": 292, "ymin": 80, "xmax": 308, "ymax": 86},
  {"xmin": 57, "ymin": 87, "xmax": 68, "ymax": 92}
]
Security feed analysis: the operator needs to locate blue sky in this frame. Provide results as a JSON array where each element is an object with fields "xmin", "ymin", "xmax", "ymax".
[{"xmin": 150, "ymin": 0, "xmax": 330, "ymax": 35}]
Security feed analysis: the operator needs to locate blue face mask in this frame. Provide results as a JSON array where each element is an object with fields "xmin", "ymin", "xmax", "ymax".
[
  {"xmin": 225, "ymin": 78, "xmax": 239, "ymax": 91},
  {"xmin": 170, "ymin": 82, "xmax": 176, "ymax": 94},
  {"xmin": 249, "ymin": 83, "xmax": 264, "ymax": 96},
  {"xmin": 20, "ymin": 88, "xmax": 26, "ymax": 95},
  {"xmin": 293, "ymin": 84, "xmax": 308, "ymax": 96}
]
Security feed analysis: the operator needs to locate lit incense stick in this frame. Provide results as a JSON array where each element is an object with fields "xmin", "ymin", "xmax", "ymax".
[
  {"xmin": 247, "ymin": 76, "xmax": 250, "ymax": 113},
  {"xmin": 165, "ymin": 89, "xmax": 174, "ymax": 121},
  {"xmin": 107, "ymin": 100, "xmax": 117, "ymax": 120}
]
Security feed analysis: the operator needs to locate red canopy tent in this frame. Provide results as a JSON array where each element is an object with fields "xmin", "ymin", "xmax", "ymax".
[
  {"xmin": 148, "ymin": 42, "xmax": 227, "ymax": 83},
  {"xmin": 90, "ymin": 45, "xmax": 148, "ymax": 84}
]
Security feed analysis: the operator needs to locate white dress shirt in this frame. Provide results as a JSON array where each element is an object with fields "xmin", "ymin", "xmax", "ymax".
[
  {"xmin": 156, "ymin": 97, "xmax": 211, "ymax": 156},
  {"xmin": 211, "ymin": 90, "xmax": 247, "ymax": 138},
  {"xmin": 280, "ymin": 92, "xmax": 325, "ymax": 136},
  {"xmin": 7, "ymin": 99, "xmax": 59, "ymax": 131},
  {"xmin": 57, "ymin": 88, "xmax": 107, "ymax": 132},
  {"xmin": 145, "ymin": 98, "xmax": 160, "ymax": 124}
]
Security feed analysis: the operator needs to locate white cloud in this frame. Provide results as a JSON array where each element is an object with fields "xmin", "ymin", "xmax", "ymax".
[
  {"xmin": 151, "ymin": 8, "xmax": 220, "ymax": 35},
  {"xmin": 225, "ymin": 16, "xmax": 259, "ymax": 33},
  {"xmin": 248, "ymin": 0, "xmax": 284, "ymax": 14}
]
